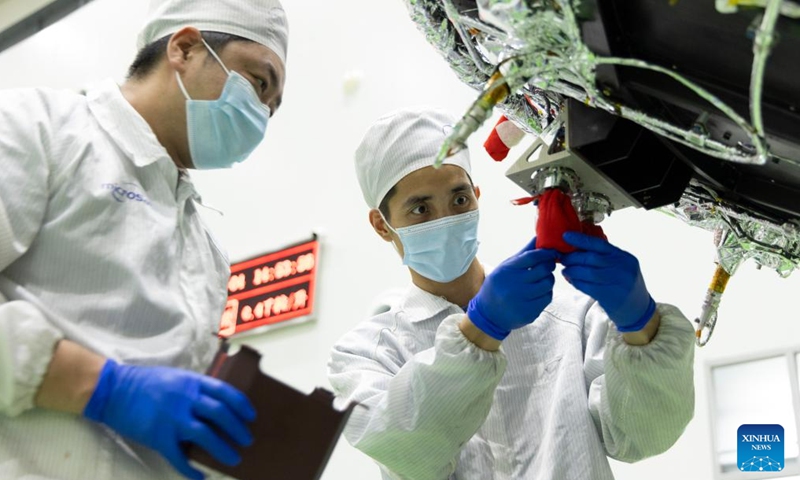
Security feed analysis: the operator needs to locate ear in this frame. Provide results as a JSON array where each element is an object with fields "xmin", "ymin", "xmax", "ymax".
[
  {"xmin": 368, "ymin": 209, "xmax": 394, "ymax": 242},
  {"xmin": 474, "ymin": 185, "xmax": 481, "ymax": 200},
  {"xmin": 166, "ymin": 27, "xmax": 205, "ymax": 74}
]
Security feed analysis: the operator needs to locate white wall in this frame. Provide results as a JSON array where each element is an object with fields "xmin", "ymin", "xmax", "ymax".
[{"xmin": 1, "ymin": 1, "xmax": 799, "ymax": 479}]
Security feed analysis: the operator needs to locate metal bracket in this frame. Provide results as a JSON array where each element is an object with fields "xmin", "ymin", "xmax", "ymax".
[{"xmin": 504, "ymin": 106, "xmax": 641, "ymax": 213}]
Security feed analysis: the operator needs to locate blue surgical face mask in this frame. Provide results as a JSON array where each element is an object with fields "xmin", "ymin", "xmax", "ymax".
[
  {"xmin": 175, "ymin": 39, "xmax": 270, "ymax": 170},
  {"xmin": 384, "ymin": 210, "xmax": 480, "ymax": 283}
]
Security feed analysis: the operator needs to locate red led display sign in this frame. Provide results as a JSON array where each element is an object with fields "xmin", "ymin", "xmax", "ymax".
[{"xmin": 218, "ymin": 238, "xmax": 319, "ymax": 337}]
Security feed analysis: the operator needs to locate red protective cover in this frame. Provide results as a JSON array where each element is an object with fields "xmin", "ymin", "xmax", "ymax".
[
  {"xmin": 484, "ymin": 115, "xmax": 524, "ymax": 161},
  {"xmin": 484, "ymin": 116, "xmax": 512, "ymax": 161},
  {"xmin": 535, "ymin": 189, "xmax": 607, "ymax": 253}
]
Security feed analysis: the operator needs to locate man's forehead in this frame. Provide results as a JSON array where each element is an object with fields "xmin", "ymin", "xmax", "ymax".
[
  {"xmin": 393, "ymin": 165, "xmax": 472, "ymax": 196},
  {"xmin": 223, "ymin": 42, "xmax": 282, "ymax": 68}
]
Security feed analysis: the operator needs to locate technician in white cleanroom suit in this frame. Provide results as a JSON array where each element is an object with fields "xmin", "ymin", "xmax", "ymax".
[
  {"xmin": 0, "ymin": 1, "xmax": 287, "ymax": 479},
  {"xmin": 328, "ymin": 107, "xmax": 696, "ymax": 480}
]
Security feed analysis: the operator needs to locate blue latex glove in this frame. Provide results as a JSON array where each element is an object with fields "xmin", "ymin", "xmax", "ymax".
[
  {"xmin": 560, "ymin": 232, "xmax": 657, "ymax": 332},
  {"xmin": 83, "ymin": 359, "xmax": 256, "ymax": 480},
  {"xmin": 467, "ymin": 237, "xmax": 558, "ymax": 340}
]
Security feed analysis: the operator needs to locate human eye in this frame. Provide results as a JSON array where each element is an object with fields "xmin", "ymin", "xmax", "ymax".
[
  {"xmin": 454, "ymin": 194, "xmax": 470, "ymax": 206},
  {"xmin": 244, "ymin": 72, "xmax": 266, "ymax": 94},
  {"xmin": 410, "ymin": 204, "xmax": 428, "ymax": 215},
  {"xmin": 255, "ymin": 76, "xmax": 268, "ymax": 93}
]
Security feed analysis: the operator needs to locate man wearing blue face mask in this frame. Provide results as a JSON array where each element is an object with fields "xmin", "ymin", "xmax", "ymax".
[
  {"xmin": 0, "ymin": 1, "xmax": 287, "ymax": 479},
  {"xmin": 328, "ymin": 107, "xmax": 697, "ymax": 480}
]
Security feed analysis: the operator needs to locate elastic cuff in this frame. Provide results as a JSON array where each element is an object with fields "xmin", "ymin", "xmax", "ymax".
[
  {"xmin": 0, "ymin": 298, "xmax": 65, "ymax": 416},
  {"xmin": 466, "ymin": 298, "xmax": 509, "ymax": 340},
  {"xmin": 83, "ymin": 358, "xmax": 117, "ymax": 421},
  {"xmin": 616, "ymin": 297, "xmax": 658, "ymax": 333}
]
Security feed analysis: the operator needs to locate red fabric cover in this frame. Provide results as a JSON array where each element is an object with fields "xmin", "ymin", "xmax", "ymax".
[
  {"xmin": 483, "ymin": 115, "xmax": 524, "ymax": 161},
  {"xmin": 580, "ymin": 221, "xmax": 608, "ymax": 241},
  {"xmin": 484, "ymin": 116, "xmax": 511, "ymax": 161},
  {"xmin": 535, "ymin": 189, "xmax": 607, "ymax": 253}
]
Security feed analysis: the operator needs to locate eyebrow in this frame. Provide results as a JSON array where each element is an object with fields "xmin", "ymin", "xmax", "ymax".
[
  {"xmin": 451, "ymin": 183, "xmax": 472, "ymax": 194},
  {"xmin": 401, "ymin": 183, "xmax": 473, "ymax": 209},
  {"xmin": 402, "ymin": 195, "xmax": 432, "ymax": 210}
]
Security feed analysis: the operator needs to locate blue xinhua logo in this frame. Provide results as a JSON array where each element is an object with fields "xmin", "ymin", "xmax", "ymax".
[
  {"xmin": 738, "ymin": 424, "xmax": 784, "ymax": 472},
  {"xmin": 101, "ymin": 182, "xmax": 151, "ymax": 206}
]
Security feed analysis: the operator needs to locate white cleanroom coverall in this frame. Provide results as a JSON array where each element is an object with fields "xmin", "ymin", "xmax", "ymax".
[
  {"xmin": 0, "ymin": 80, "xmax": 230, "ymax": 480},
  {"xmin": 329, "ymin": 280, "xmax": 695, "ymax": 480}
]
